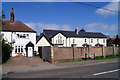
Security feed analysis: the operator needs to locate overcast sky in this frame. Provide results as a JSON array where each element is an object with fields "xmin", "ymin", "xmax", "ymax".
[{"xmin": 2, "ymin": 2, "xmax": 118, "ymax": 37}]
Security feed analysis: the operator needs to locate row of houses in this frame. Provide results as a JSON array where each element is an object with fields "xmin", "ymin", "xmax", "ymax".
[{"xmin": 1, "ymin": 8, "xmax": 119, "ymax": 57}]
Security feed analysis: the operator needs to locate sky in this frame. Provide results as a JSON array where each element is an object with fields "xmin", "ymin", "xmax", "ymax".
[{"xmin": 2, "ymin": 2, "xmax": 119, "ymax": 37}]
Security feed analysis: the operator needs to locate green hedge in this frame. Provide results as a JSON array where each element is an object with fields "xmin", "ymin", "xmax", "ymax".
[{"xmin": 2, "ymin": 41, "xmax": 12, "ymax": 63}]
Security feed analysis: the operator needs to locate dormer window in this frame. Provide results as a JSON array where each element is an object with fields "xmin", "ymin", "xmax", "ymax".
[
  {"xmin": 73, "ymin": 39, "xmax": 75, "ymax": 43},
  {"xmin": 91, "ymin": 39, "xmax": 93, "ymax": 43},
  {"xmin": 58, "ymin": 36, "xmax": 62, "ymax": 44},
  {"xmin": 97, "ymin": 39, "xmax": 99, "ymax": 43},
  {"xmin": 85, "ymin": 39, "xmax": 87, "ymax": 43}
]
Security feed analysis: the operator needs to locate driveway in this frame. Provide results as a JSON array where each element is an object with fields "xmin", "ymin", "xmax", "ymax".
[
  {"xmin": 2, "ymin": 57, "xmax": 49, "ymax": 66},
  {"xmin": 2, "ymin": 57, "xmax": 59, "ymax": 74}
]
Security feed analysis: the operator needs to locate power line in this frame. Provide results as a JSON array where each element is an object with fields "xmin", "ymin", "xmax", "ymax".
[{"xmin": 75, "ymin": 2, "xmax": 120, "ymax": 13}]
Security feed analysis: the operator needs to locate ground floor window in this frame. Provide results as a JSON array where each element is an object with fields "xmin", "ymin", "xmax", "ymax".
[{"xmin": 15, "ymin": 46, "xmax": 24, "ymax": 53}]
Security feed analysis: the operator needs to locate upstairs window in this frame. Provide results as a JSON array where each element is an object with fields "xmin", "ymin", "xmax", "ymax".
[
  {"xmin": 97, "ymin": 39, "xmax": 99, "ymax": 43},
  {"xmin": 58, "ymin": 36, "xmax": 62, "ymax": 44},
  {"xmin": 73, "ymin": 39, "xmax": 75, "ymax": 43},
  {"xmin": 103, "ymin": 39, "xmax": 105, "ymax": 43},
  {"xmin": 85, "ymin": 39, "xmax": 87, "ymax": 43},
  {"xmin": 16, "ymin": 34, "xmax": 29, "ymax": 39},
  {"xmin": 91, "ymin": 39, "xmax": 93, "ymax": 43}
]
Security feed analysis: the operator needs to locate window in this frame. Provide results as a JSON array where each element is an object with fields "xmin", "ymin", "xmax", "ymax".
[
  {"xmin": 15, "ymin": 46, "xmax": 17, "ymax": 53},
  {"xmin": 103, "ymin": 39, "xmax": 105, "ymax": 43},
  {"xmin": 17, "ymin": 34, "xmax": 19, "ymax": 38},
  {"xmin": 18, "ymin": 46, "xmax": 20, "ymax": 52},
  {"xmin": 15, "ymin": 46, "xmax": 24, "ymax": 53},
  {"xmin": 73, "ymin": 39, "xmax": 75, "ymax": 43},
  {"xmin": 85, "ymin": 39, "xmax": 87, "ymax": 43},
  {"xmin": 27, "ymin": 34, "xmax": 29, "ymax": 38},
  {"xmin": 16, "ymin": 34, "xmax": 29, "ymax": 39},
  {"xmin": 58, "ymin": 36, "xmax": 62, "ymax": 44},
  {"xmin": 97, "ymin": 39, "xmax": 99, "ymax": 43},
  {"xmin": 21, "ymin": 46, "xmax": 23, "ymax": 52},
  {"xmin": 91, "ymin": 39, "xmax": 93, "ymax": 43}
]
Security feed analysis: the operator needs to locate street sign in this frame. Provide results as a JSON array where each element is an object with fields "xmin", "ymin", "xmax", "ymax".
[{"xmin": 85, "ymin": 53, "xmax": 95, "ymax": 60}]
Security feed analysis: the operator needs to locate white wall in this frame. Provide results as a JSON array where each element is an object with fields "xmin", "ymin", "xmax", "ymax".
[
  {"xmin": 36, "ymin": 36, "xmax": 51, "ymax": 47},
  {"xmin": 51, "ymin": 33, "xmax": 107, "ymax": 47},
  {"xmin": 1, "ymin": 32, "xmax": 12, "ymax": 42},
  {"xmin": 52, "ymin": 33, "xmax": 67, "ymax": 47},
  {"xmin": 1, "ymin": 31, "xmax": 36, "ymax": 57},
  {"xmin": 68, "ymin": 37, "xmax": 106, "ymax": 47}
]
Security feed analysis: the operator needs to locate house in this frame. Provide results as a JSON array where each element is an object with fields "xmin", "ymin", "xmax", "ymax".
[
  {"xmin": 1, "ymin": 8, "xmax": 37, "ymax": 57},
  {"xmin": 36, "ymin": 27, "xmax": 107, "ymax": 48},
  {"xmin": 107, "ymin": 35, "xmax": 120, "ymax": 46}
]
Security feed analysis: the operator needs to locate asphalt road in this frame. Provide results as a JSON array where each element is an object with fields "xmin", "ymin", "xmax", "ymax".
[{"xmin": 2, "ymin": 59, "xmax": 119, "ymax": 78}]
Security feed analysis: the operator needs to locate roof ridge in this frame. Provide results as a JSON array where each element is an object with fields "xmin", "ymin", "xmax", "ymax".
[
  {"xmin": 79, "ymin": 32, "xmax": 102, "ymax": 33},
  {"xmin": 43, "ymin": 29, "xmax": 75, "ymax": 32}
]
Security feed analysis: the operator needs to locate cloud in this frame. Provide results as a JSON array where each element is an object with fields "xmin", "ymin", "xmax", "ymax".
[
  {"xmin": 25, "ymin": 22, "xmax": 72, "ymax": 33},
  {"xmin": 85, "ymin": 22, "xmax": 117, "ymax": 32},
  {"xmin": 61, "ymin": 24, "xmax": 72, "ymax": 30},
  {"xmin": 85, "ymin": 22, "xmax": 117, "ymax": 37},
  {"xmin": 96, "ymin": 2, "xmax": 118, "ymax": 17}
]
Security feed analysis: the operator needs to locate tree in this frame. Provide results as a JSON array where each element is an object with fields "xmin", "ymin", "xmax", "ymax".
[{"xmin": 0, "ymin": 11, "xmax": 5, "ymax": 25}]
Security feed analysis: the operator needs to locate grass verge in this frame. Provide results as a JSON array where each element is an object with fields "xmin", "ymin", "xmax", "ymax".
[{"xmin": 59, "ymin": 55, "xmax": 120, "ymax": 63}]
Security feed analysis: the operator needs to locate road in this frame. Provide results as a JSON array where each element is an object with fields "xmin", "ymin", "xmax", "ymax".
[{"xmin": 2, "ymin": 59, "xmax": 120, "ymax": 78}]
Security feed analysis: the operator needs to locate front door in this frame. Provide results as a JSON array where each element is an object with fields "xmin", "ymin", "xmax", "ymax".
[{"xmin": 28, "ymin": 47, "xmax": 33, "ymax": 57}]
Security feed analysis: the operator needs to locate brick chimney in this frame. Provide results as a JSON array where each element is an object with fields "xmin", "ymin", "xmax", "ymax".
[
  {"xmin": 10, "ymin": 8, "xmax": 14, "ymax": 22},
  {"xmin": 75, "ymin": 27, "xmax": 78, "ymax": 34}
]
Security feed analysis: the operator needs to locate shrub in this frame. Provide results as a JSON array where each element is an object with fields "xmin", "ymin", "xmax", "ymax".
[{"xmin": 2, "ymin": 40, "xmax": 13, "ymax": 63}]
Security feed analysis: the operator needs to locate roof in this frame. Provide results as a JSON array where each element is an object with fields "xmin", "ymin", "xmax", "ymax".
[
  {"xmin": 43, "ymin": 29, "xmax": 107, "ymax": 38},
  {"xmin": 2, "ymin": 20, "xmax": 36, "ymax": 33},
  {"xmin": 36, "ymin": 33, "xmax": 53, "ymax": 46}
]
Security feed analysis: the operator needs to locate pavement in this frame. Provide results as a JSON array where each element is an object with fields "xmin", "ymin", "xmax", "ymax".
[
  {"xmin": 2, "ymin": 57, "xmax": 119, "ymax": 76},
  {"xmin": 2, "ymin": 58, "xmax": 119, "ymax": 78}
]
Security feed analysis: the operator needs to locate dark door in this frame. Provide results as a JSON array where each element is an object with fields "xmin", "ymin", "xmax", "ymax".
[{"xmin": 38, "ymin": 47, "xmax": 42, "ymax": 58}]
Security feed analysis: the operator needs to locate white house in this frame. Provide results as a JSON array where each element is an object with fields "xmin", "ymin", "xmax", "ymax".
[
  {"xmin": 36, "ymin": 27, "xmax": 107, "ymax": 48},
  {"xmin": 1, "ymin": 8, "xmax": 36, "ymax": 57}
]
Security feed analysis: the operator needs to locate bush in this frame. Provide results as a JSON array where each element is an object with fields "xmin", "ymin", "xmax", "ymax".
[{"xmin": 2, "ymin": 40, "xmax": 12, "ymax": 63}]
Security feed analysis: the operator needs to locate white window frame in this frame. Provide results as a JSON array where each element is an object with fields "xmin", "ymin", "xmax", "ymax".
[
  {"xmin": 91, "ymin": 39, "xmax": 93, "ymax": 43},
  {"xmin": 97, "ymin": 39, "xmax": 99, "ymax": 43},
  {"xmin": 15, "ymin": 46, "xmax": 24, "ymax": 53}
]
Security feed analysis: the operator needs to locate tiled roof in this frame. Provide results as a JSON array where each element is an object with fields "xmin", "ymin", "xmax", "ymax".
[
  {"xmin": 2, "ymin": 20, "xmax": 36, "ymax": 32},
  {"xmin": 43, "ymin": 29, "xmax": 107, "ymax": 38}
]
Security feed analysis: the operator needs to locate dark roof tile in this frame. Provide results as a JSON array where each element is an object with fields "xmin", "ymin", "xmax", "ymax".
[{"xmin": 43, "ymin": 29, "xmax": 107, "ymax": 38}]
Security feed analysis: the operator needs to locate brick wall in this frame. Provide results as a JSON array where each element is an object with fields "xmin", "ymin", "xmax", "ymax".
[{"xmin": 52, "ymin": 46, "xmax": 120, "ymax": 62}]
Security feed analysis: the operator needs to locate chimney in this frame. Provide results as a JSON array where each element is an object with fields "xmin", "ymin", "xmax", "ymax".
[
  {"xmin": 116, "ymin": 34, "xmax": 119, "ymax": 38},
  {"xmin": 10, "ymin": 8, "xmax": 14, "ymax": 22},
  {"xmin": 75, "ymin": 27, "xmax": 78, "ymax": 34}
]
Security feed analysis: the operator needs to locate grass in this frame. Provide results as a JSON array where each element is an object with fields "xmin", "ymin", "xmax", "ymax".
[{"xmin": 59, "ymin": 55, "xmax": 120, "ymax": 63}]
